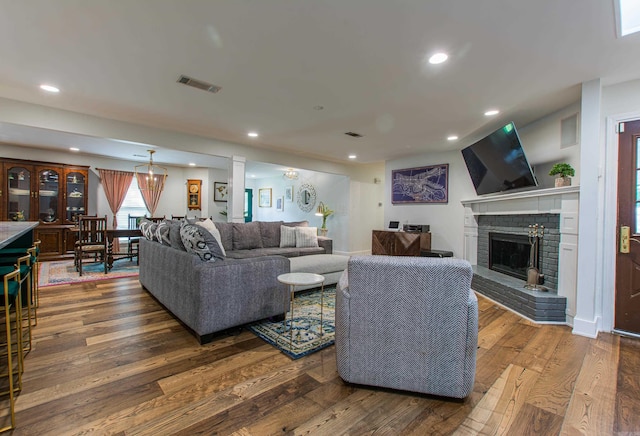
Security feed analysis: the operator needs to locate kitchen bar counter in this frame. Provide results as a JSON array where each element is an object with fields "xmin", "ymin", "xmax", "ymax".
[{"xmin": 0, "ymin": 221, "xmax": 38, "ymax": 249}]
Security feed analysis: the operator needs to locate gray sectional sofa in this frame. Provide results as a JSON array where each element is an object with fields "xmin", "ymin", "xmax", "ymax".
[{"xmin": 138, "ymin": 219, "xmax": 333, "ymax": 343}]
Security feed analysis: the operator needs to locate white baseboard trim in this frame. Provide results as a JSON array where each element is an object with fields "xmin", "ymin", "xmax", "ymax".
[{"xmin": 572, "ymin": 316, "xmax": 600, "ymax": 338}]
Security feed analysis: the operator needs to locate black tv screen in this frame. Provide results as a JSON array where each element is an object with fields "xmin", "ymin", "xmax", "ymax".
[{"xmin": 461, "ymin": 122, "xmax": 537, "ymax": 195}]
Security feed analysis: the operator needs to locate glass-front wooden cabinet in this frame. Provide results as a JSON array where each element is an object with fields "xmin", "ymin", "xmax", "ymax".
[
  {"xmin": 6, "ymin": 164, "xmax": 33, "ymax": 222},
  {"xmin": 38, "ymin": 167, "xmax": 61, "ymax": 223},
  {"xmin": 65, "ymin": 170, "xmax": 87, "ymax": 223},
  {"xmin": 2, "ymin": 158, "xmax": 90, "ymax": 259}
]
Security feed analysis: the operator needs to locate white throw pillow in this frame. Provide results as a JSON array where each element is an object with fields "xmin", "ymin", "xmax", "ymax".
[
  {"xmin": 295, "ymin": 226, "xmax": 319, "ymax": 248},
  {"xmin": 280, "ymin": 225, "xmax": 296, "ymax": 248},
  {"xmin": 195, "ymin": 218, "xmax": 226, "ymax": 256}
]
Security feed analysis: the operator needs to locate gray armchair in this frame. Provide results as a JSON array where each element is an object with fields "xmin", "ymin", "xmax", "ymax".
[{"xmin": 335, "ymin": 255, "xmax": 478, "ymax": 398}]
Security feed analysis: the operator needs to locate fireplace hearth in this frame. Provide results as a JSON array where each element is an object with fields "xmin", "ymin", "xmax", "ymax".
[{"xmin": 488, "ymin": 232, "xmax": 535, "ymax": 281}]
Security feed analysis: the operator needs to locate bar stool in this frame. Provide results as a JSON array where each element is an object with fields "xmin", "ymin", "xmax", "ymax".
[
  {"xmin": 0, "ymin": 239, "xmax": 39, "ymax": 316},
  {"xmin": 0, "ymin": 267, "xmax": 23, "ymax": 432},
  {"xmin": 0, "ymin": 254, "xmax": 32, "ymax": 356},
  {"xmin": 0, "ymin": 245, "xmax": 36, "ymax": 346}
]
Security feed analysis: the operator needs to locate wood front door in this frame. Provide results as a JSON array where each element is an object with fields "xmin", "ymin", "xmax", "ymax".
[{"xmin": 616, "ymin": 119, "xmax": 640, "ymax": 334}]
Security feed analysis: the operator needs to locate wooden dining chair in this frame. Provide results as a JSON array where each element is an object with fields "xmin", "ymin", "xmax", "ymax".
[
  {"xmin": 75, "ymin": 215, "xmax": 108, "ymax": 276},
  {"xmin": 127, "ymin": 214, "xmax": 144, "ymax": 263}
]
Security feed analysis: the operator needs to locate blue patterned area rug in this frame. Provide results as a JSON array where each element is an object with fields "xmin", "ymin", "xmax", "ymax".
[
  {"xmin": 39, "ymin": 258, "xmax": 139, "ymax": 288},
  {"xmin": 249, "ymin": 286, "xmax": 336, "ymax": 359}
]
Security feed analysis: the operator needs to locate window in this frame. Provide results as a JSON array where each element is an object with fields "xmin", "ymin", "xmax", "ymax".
[
  {"xmin": 616, "ymin": 0, "xmax": 640, "ymax": 37},
  {"xmin": 116, "ymin": 178, "xmax": 148, "ymax": 229}
]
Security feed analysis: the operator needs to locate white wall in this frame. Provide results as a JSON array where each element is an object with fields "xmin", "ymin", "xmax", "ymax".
[
  {"xmin": 384, "ymin": 102, "xmax": 583, "ymax": 258},
  {"xmin": 385, "ymin": 151, "xmax": 476, "ymax": 256},
  {"xmin": 519, "ymin": 102, "xmax": 582, "ymax": 188},
  {"xmin": 349, "ymin": 179, "xmax": 385, "ymax": 255},
  {"xmin": 208, "ymin": 168, "xmax": 229, "ymax": 222},
  {"xmin": 246, "ymin": 169, "xmax": 351, "ymax": 253}
]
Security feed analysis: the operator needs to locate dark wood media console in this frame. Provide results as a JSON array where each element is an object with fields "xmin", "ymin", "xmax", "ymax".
[{"xmin": 372, "ymin": 230, "xmax": 431, "ymax": 256}]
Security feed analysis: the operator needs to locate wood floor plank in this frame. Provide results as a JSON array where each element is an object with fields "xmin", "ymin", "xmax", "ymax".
[
  {"xmin": 560, "ymin": 333, "xmax": 618, "ymax": 435},
  {"xmin": 174, "ymin": 374, "xmax": 322, "ymax": 435},
  {"xmin": 454, "ymin": 364, "xmax": 540, "ymax": 435},
  {"xmin": 512, "ymin": 325, "xmax": 567, "ymax": 373},
  {"xmin": 615, "ymin": 335, "xmax": 640, "ymax": 434},
  {"xmin": 478, "ymin": 311, "xmax": 522, "ymax": 350},
  {"xmin": 525, "ymin": 330, "xmax": 591, "ymax": 417},
  {"xmin": 6, "ymin": 276, "xmax": 636, "ymax": 435},
  {"xmin": 292, "ymin": 388, "xmax": 385, "ymax": 435}
]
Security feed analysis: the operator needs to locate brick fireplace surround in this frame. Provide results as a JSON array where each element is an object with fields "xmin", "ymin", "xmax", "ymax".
[{"xmin": 462, "ymin": 186, "xmax": 580, "ymax": 325}]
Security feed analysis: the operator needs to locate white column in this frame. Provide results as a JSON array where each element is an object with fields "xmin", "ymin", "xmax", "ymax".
[
  {"xmin": 463, "ymin": 205, "xmax": 478, "ymax": 265},
  {"xmin": 228, "ymin": 156, "xmax": 246, "ymax": 223},
  {"xmin": 573, "ymin": 78, "xmax": 602, "ymax": 338}
]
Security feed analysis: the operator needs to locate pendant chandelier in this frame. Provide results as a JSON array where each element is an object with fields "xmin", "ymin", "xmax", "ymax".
[
  {"xmin": 283, "ymin": 168, "xmax": 299, "ymax": 180},
  {"xmin": 134, "ymin": 150, "xmax": 168, "ymax": 192}
]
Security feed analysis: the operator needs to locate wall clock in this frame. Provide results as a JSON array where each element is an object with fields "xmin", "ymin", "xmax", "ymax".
[{"xmin": 187, "ymin": 179, "xmax": 202, "ymax": 210}]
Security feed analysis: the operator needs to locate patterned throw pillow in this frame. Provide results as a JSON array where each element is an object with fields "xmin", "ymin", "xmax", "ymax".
[
  {"xmin": 155, "ymin": 220, "xmax": 172, "ymax": 246},
  {"xmin": 280, "ymin": 225, "xmax": 296, "ymax": 248},
  {"xmin": 180, "ymin": 222, "xmax": 225, "ymax": 262},
  {"xmin": 295, "ymin": 226, "xmax": 319, "ymax": 248},
  {"xmin": 139, "ymin": 218, "xmax": 158, "ymax": 241},
  {"xmin": 169, "ymin": 220, "xmax": 186, "ymax": 251}
]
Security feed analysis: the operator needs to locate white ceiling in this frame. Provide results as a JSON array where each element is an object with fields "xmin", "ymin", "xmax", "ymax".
[{"xmin": 0, "ymin": 1, "xmax": 639, "ymax": 166}]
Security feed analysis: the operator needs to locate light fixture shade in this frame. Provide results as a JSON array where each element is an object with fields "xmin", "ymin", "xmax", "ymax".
[{"xmin": 315, "ymin": 204, "xmax": 324, "ymax": 216}]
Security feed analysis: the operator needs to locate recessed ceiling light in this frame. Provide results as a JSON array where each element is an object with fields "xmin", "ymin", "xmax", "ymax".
[
  {"xmin": 447, "ymin": 135, "xmax": 459, "ymax": 141},
  {"xmin": 69, "ymin": 147, "xmax": 79, "ymax": 152},
  {"xmin": 428, "ymin": 52, "xmax": 448, "ymax": 65},
  {"xmin": 484, "ymin": 109, "xmax": 500, "ymax": 116},
  {"xmin": 40, "ymin": 84, "xmax": 60, "ymax": 93},
  {"xmin": 348, "ymin": 154, "xmax": 357, "ymax": 159},
  {"xmin": 247, "ymin": 132, "xmax": 259, "ymax": 137},
  {"xmin": 188, "ymin": 163, "xmax": 196, "ymax": 166},
  {"xmin": 250, "ymin": 174, "xmax": 256, "ymax": 178}
]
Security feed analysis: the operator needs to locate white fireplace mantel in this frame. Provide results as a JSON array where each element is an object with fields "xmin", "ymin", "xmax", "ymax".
[{"xmin": 461, "ymin": 185, "xmax": 580, "ymax": 325}]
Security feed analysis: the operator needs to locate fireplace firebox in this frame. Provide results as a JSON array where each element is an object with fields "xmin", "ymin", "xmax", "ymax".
[{"xmin": 488, "ymin": 232, "xmax": 537, "ymax": 281}]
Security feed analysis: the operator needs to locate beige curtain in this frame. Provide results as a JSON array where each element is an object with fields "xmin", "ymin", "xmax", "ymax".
[
  {"xmin": 98, "ymin": 169, "xmax": 134, "ymax": 252},
  {"xmin": 136, "ymin": 172, "xmax": 166, "ymax": 217}
]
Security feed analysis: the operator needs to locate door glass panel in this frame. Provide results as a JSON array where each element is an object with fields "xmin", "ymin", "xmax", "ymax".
[
  {"xmin": 66, "ymin": 171, "xmax": 86, "ymax": 222},
  {"xmin": 7, "ymin": 166, "xmax": 31, "ymax": 221},
  {"xmin": 39, "ymin": 169, "xmax": 59, "ymax": 222}
]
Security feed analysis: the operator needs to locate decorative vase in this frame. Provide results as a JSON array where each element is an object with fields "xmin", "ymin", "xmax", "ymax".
[
  {"xmin": 318, "ymin": 228, "xmax": 328, "ymax": 237},
  {"xmin": 555, "ymin": 176, "xmax": 571, "ymax": 187}
]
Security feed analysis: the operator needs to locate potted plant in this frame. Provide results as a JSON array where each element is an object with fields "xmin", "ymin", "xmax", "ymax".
[
  {"xmin": 549, "ymin": 163, "xmax": 575, "ymax": 187},
  {"xmin": 315, "ymin": 202, "xmax": 334, "ymax": 236}
]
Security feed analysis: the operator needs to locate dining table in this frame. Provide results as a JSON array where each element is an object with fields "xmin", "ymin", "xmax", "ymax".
[{"xmin": 106, "ymin": 228, "xmax": 142, "ymax": 270}]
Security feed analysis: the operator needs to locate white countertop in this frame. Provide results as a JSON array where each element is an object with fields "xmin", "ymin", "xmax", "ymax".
[{"xmin": 0, "ymin": 221, "xmax": 39, "ymax": 249}]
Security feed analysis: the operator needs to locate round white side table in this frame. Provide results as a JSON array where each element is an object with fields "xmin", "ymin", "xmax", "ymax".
[{"xmin": 277, "ymin": 272, "xmax": 325, "ymax": 351}]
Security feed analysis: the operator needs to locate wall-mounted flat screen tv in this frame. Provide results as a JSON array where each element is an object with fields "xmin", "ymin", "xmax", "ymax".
[{"xmin": 461, "ymin": 122, "xmax": 537, "ymax": 195}]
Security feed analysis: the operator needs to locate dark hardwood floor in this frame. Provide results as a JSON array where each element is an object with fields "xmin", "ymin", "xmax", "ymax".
[{"xmin": 2, "ymin": 276, "xmax": 638, "ymax": 435}]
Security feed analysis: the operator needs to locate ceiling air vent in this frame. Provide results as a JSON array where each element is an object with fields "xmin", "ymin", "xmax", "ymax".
[
  {"xmin": 345, "ymin": 132, "xmax": 363, "ymax": 138},
  {"xmin": 177, "ymin": 75, "xmax": 222, "ymax": 94}
]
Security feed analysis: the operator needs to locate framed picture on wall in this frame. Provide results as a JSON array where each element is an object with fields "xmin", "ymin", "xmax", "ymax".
[
  {"xmin": 391, "ymin": 163, "xmax": 449, "ymax": 204},
  {"xmin": 284, "ymin": 185, "xmax": 294, "ymax": 202},
  {"xmin": 259, "ymin": 188, "xmax": 272, "ymax": 207},
  {"xmin": 276, "ymin": 196, "xmax": 284, "ymax": 211},
  {"xmin": 214, "ymin": 182, "xmax": 228, "ymax": 202}
]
